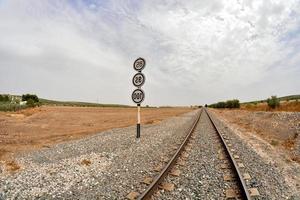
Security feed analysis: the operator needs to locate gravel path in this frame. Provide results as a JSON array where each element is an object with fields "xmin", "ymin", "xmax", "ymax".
[
  {"xmin": 155, "ymin": 109, "xmax": 225, "ymax": 199},
  {"xmin": 0, "ymin": 109, "xmax": 199, "ymax": 200}
]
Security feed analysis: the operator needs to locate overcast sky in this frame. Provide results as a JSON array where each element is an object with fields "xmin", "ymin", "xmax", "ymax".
[{"xmin": 0, "ymin": 0, "xmax": 300, "ymax": 106}]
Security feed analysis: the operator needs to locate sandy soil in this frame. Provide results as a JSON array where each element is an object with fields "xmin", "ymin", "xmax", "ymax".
[
  {"xmin": 212, "ymin": 109, "xmax": 300, "ymax": 195},
  {"xmin": 212, "ymin": 109, "xmax": 300, "ymax": 159},
  {"xmin": 0, "ymin": 106, "xmax": 192, "ymax": 161},
  {"xmin": 241, "ymin": 100, "xmax": 300, "ymax": 112}
]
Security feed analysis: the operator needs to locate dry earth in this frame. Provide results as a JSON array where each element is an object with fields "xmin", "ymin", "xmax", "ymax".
[
  {"xmin": 212, "ymin": 109, "xmax": 300, "ymax": 196},
  {"xmin": 0, "ymin": 106, "xmax": 192, "ymax": 161}
]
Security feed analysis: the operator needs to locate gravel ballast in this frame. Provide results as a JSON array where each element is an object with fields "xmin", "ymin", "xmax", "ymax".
[
  {"xmin": 0, "ymin": 110, "xmax": 199, "ymax": 199},
  {"xmin": 210, "ymin": 110, "xmax": 299, "ymax": 200},
  {"xmin": 155, "ymin": 110, "xmax": 229, "ymax": 199},
  {"xmin": 154, "ymin": 109, "xmax": 297, "ymax": 200}
]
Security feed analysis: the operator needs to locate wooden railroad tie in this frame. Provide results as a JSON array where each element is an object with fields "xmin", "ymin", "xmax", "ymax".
[
  {"xmin": 159, "ymin": 183, "xmax": 174, "ymax": 191},
  {"xmin": 170, "ymin": 169, "xmax": 181, "ymax": 177},
  {"xmin": 126, "ymin": 191, "xmax": 139, "ymax": 200},
  {"xmin": 142, "ymin": 177, "xmax": 153, "ymax": 185}
]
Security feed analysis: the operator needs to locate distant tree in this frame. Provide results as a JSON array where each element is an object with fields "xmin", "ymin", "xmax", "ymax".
[
  {"xmin": 208, "ymin": 99, "xmax": 239, "ymax": 109},
  {"xmin": 267, "ymin": 96, "xmax": 280, "ymax": 109},
  {"xmin": 217, "ymin": 101, "xmax": 226, "ymax": 108},
  {"xmin": 232, "ymin": 99, "xmax": 240, "ymax": 108},
  {"xmin": 22, "ymin": 94, "xmax": 39, "ymax": 102},
  {"xmin": 205, "ymin": 104, "xmax": 208, "ymax": 107},
  {"xmin": 226, "ymin": 100, "xmax": 233, "ymax": 108}
]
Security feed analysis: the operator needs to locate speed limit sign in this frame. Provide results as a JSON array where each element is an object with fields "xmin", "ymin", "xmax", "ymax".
[
  {"xmin": 132, "ymin": 72, "xmax": 145, "ymax": 87},
  {"xmin": 132, "ymin": 58, "xmax": 146, "ymax": 139},
  {"xmin": 133, "ymin": 57, "xmax": 146, "ymax": 71},
  {"xmin": 132, "ymin": 89, "xmax": 145, "ymax": 104}
]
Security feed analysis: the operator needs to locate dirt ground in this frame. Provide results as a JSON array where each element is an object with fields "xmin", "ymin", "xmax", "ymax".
[
  {"xmin": 212, "ymin": 109, "xmax": 300, "ymax": 161},
  {"xmin": 0, "ymin": 106, "xmax": 193, "ymax": 161},
  {"xmin": 241, "ymin": 100, "xmax": 300, "ymax": 112},
  {"xmin": 212, "ymin": 109, "xmax": 300, "ymax": 195}
]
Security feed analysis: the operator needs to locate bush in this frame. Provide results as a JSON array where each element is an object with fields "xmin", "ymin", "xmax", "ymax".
[
  {"xmin": 270, "ymin": 140, "xmax": 279, "ymax": 146},
  {"xmin": 267, "ymin": 96, "xmax": 280, "ymax": 109},
  {"xmin": 0, "ymin": 103, "xmax": 27, "ymax": 112},
  {"xmin": 0, "ymin": 95, "xmax": 10, "ymax": 102},
  {"xmin": 26, "ymin": 99, "xmax": 36, "ymax": 107},
  {"xmin": 22, "ymin": 94, "xmax": 39, "ymax": 103},
  {"xmin": 226, "ymin": 99, "xmax": 240, "ymax": 108}
]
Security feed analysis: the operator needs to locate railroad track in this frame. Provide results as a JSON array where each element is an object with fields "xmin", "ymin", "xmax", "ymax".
[
  {"xmin": 136, "ymin": 108, "xmax": 203, "ymax": 199},
  {"xmin": 128, "ymin": 108, "xmax": 256, "ymax": 200},
  {"xmin": 205, "ymin": 108, "xmax": 251, "ymax": 200}
]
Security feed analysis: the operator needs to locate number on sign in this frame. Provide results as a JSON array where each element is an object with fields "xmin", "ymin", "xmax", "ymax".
[
  {"xmin": 133, "ymin": 57, "xmax": 146, "ymax": 71},
  {"xmin": 132, "ymin": 72, "xmax": 145, "ymax": 87},
  {"xmin": 132, "ymin": 89, "xmax": 145, "ymax": 104}
]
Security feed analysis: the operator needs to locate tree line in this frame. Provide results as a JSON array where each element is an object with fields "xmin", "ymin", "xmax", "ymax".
[{"xmin": 208, "ymin": 99, "xmax": 240, "ymax": 109}]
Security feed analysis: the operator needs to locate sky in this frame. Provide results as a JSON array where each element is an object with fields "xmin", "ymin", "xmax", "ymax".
[{"xmin": 0, "ymin": 0, "xmax": 300, "ymax": 106}]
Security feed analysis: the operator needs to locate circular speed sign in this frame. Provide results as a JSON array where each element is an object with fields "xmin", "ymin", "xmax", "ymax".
[
  {"xmin": 132, "ymin": 72, "xmax": 145, "ymax": 87},
  {"xmin": 132, "ymin": 89, "xmax": 145, "ymax": 104},
  {"xmin": 133, "ymin": 57, "xmax": 146, "ymax": 71}
]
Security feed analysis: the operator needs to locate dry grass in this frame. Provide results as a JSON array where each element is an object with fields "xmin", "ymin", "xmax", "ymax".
[
  {"xmin": 291, "ymin": 156, "xmax": 300, "ymax": 163},
  {"xmin": 6, "ymin": 160, "xmax": 21, "ymax": 171},
  {"xmin": 0, "ymin": 106, "xmax": 192, "ymax": 161},
  {"xmin": 81, "ymin": 159, "xmax": 92, "ymax": 166},
  {"xmin": 241, "ymin": 101, "xmax": 300, "ymax": 112},
  {"xmin": 270, "ymin": 140, "xmax": 279, "ymax": 146},
  {"xmin": 282, "ymin": 138, "xmax": 296, "ymax": 150}
]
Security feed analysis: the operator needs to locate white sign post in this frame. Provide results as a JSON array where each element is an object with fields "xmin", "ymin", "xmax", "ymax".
[{"xmin": 132, "ymin": 58, "xmax": 146, "ymax": 138}]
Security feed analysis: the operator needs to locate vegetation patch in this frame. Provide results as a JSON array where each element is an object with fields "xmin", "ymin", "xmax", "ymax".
[
  {"xmin": 241, "ymin": 95, "xmax": 300, "ymax": 112},
  {"xmin": 209, "ymin": 99, "xmax": 240, "ymax": 109},
  {"xmin": 270, "ymin": 140, "xmax": 279, "ymax": 146},
  {"xmin": 6, "ymin": 160, "xmax": 21, "ymax": 171},
  {"xmin": 39, "ymin": 98, "xmax": 131, "ymax": 108},
  {"xmin": 267, "ymin": 96, "xmax": 280, "ymax": 109},
  {"xmin": 81, "ymin": 159, "xmax": 92, "ymax": 166},
  {"xmin": 0, "ymin": 94, "xmax": 40, "ymax": 112}
]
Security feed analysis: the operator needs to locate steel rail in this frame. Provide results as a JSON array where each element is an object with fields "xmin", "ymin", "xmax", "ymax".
[
  {"xmin": 205, "ymin": 108, "xmax": 251, "ymax": 200},
  {"xmin": 137, "ymin": 109, "xmax": 203, "ymax": 200}
]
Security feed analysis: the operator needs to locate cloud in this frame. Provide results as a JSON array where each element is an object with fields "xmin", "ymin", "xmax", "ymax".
[{"xmin": 0, "ymin": 0, "xmax": 299, "ymax": 105}]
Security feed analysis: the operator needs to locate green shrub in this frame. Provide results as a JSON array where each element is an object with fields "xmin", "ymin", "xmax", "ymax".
[
  {"xmin": 0, "ymin": 103, "xmax": 27, "ymax": 112},
  {"xmin": 0, "ymin": 95, "xmax": 10, "ymax": 102},
  {"xmin": 270, "ymin": 140, "xmax": 279, "ymax": 146},
  {"xmin": 267, "ymin": 96, "xmax": 280, "ymax": 109},
  {"xmin": 26, "ymin": 99, "xmax": 36, "ymax": 107},
  {"xmin": 232, "ymin": 99, "xmax": 240, "ymax": 108}
]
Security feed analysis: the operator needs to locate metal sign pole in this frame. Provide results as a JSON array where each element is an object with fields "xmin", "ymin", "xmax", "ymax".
[{"xmin": 137, "ymin": 103, "xmax": 141, "ymax": 138}]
